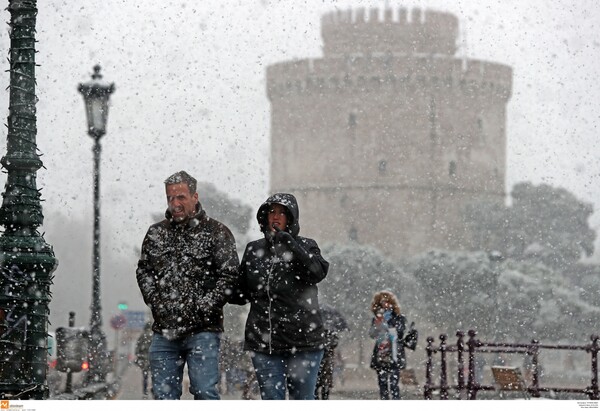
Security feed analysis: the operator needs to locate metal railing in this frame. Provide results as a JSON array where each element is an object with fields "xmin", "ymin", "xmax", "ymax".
[{"xmin": 424, "ymin": 330, "xmax": 599, "ymax": 400}]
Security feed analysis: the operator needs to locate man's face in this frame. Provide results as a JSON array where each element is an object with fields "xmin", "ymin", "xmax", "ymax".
[{"xmin": 166, "ymin": 183, "xmax": 198, "ymax": 223}]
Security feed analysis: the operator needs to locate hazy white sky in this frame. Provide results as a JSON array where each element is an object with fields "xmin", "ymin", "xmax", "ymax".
[{"xmin": 0, "ymin": 0, "xmax": 599, "ymax": 327}]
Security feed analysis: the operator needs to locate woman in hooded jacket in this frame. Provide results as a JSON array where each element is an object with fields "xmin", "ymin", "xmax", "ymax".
[{"xmin": 231, "ymin": 193, "xmax": 329, "ymax": 400}]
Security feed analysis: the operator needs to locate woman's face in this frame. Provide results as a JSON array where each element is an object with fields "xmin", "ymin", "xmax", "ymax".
[
  {"xmin": 267, "ymin": 203, "xmax": 288, "ymax": 232},
  {"xmin": 381, "ymin": 299, "xmax": 392, "ymax": 311}
]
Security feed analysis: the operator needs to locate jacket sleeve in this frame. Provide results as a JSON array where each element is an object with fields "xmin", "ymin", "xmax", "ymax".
[
  {"xmin": 294, "ymin": 237, "xmax": 329, "ymax": 284},
  {"xmin": 136, "ymin": 227, "xmax": 159, "ymax": 311},
  {"xmin": 397, "ymin": 314, "xmax": 407, "ymax": 339},
  {"xmin": 203, "ymin": 224, "xmax": 240, "ymax": 309},
  {"xmin": 228, "ymin": 244, "xmax": 251, "ymax": 305}
]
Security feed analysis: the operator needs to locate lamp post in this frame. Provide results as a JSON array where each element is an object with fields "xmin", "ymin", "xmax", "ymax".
[
  {"xmin": 0, "ymin": 0, "xmax": 58, "ymax": 399},
  {"xmin": 78, "ymin": 65, "xmax": 114, "ymax": 384}
]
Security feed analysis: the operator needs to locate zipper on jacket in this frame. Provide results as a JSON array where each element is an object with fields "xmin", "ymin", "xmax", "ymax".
[{"xmin": 266, "ymin": 257, "xmax": 276, "ymax": 354}]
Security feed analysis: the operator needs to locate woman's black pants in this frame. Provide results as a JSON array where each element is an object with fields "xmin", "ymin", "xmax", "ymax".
[{"xmin": 376, "ymin": 368, "xmax": 400, "ymax": 400}]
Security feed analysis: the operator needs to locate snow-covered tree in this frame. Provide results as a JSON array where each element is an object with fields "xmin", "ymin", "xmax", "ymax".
[
  {"xmin": 411, "ymin": 250, "xmax": 500, "ymax": 338},
  {"xmin": 197, "ymin": 181, "xmax": 252, "ymax": 238},
  {"xmin": 319, "ymin": 243, "xmax": 421, "ymax": 344},
  {"xmin": 465, "ymin": 182, "xmax": 596, "ymax": 271},
  {"xmin": 567, "ymin": 263, "xmax": 600, "ymax": 308},
  {"xmin": 410, "ymin": 250, "xmax": 600, "ymax": 342},
  {"xmin": 497, "ymin": 259, "xmax": 600, "ymax": 341}
]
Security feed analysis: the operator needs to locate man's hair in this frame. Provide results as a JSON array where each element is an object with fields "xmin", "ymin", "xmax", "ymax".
[{"xmin": 164, "ymin": 170, "xmax": 197, "ymax": 194}]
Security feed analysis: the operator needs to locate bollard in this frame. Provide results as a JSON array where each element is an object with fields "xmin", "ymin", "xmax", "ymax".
[
  {"xmin": 439, "ymin": 334, "xmax": 448, "ymax": 400},
  {"xmin": 424, "ymin": 336, "xmax": 434, "ymax": 400},
  {"xmin": 456, "ymin": 330, "xmax": 465, "ymax": 398},
  {"xmin": 591, "ymin": 335, "xmax": 599, "ymax": 400},
  {"xmin": 467, "ymin": 330, "xmax": 478, "ymax": 400}
]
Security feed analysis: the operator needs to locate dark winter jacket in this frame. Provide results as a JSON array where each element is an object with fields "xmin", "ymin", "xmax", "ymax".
[
  {"xmin": 232, "ymin": 193, "xmax": 329, "ymax": 354},
  {"xmin": 369, "ymin": 312, "xmax": 407, "ymax": 370},
  {"xmin": 136, "ymin": 203, "xmax": 239, "ymax": 339}
]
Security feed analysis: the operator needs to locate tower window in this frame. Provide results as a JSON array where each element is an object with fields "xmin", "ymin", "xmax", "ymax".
[
  {"xmin": 449, "ymin": 161, "xmax": 457, "ymax": 177},
  {"xmin": 348, "ymin": 113, "xmax": 357, "ymax": 127},
  {"xmin": 340, "ymin": 194, "xmax": 348, "ymax": 207},
  {"xmin": 478, "ymin": 117, "xmax": 486, "ymax": 144},
  {"xmin": 349, "ymin": 227, "xmax": 358, "ymax": 242}
]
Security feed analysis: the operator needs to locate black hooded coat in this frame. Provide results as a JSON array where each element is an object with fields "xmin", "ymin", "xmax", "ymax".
[{"xmin": 232, "ymin": 193, "xmax": 329, "ymax": 354}]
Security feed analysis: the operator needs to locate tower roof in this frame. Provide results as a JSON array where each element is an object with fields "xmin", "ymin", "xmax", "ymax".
[{"xmin": 321, "ymin": 7, "xmax": 459, "ymax": 57}]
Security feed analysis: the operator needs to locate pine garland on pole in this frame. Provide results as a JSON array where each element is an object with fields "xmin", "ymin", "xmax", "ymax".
[{"xmin": 0, "ymin": 0, "xmax": 58, "ymax": 399}]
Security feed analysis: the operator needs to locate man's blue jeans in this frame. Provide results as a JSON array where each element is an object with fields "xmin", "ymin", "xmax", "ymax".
[
  {"xmin": 251, "ymin": 350, "xmax": 324, "ymax": 400},
  {"xmin": 149, "ymin": 331, "xmax": 220, "ymax": 400}
]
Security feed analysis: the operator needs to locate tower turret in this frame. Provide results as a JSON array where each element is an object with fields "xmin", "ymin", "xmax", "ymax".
[{"xmin": 321, "ymin": 7, "xmax": 458, "ymax": 57}]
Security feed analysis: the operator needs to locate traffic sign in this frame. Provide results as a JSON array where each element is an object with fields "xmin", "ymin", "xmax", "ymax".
[
  {"xmin": 124, "ymin": 311, "xmax": 146, "ymax": 330},
  {"xmin": 110, "ymin": 314, "xmax": 127, "ymax": 330}
]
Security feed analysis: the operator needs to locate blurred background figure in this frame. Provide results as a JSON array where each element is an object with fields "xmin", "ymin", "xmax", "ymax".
[
  {"xmin": 219, "ymin": 336, "xmax": 236, "ymax": 395},
  {"xmin": 237, "ymin": 340, "xmax": 259, "ymax": 400},
  {"xmin": 333, "ymin": 349, "xmax": 345, "ymax": 388},
  {"xmin": 134, "ymin": 321, "xmax": 153, "ymax": 399},
  {"xmin": 219, "ymin": 338, "xmax": 259, "ymax": 399},
  {"xmin": 315, "ymin": 303, "xmax": 348, "ymax": 400},
  {"xmin": 369, "ymin": 291, "xmax": 407, "ymax": 400},
  {"xmin": 522, "ymin": 351, "xmax": 544, "ymax": 385}
]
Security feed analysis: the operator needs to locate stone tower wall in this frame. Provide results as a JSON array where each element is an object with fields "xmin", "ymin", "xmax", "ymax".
[{"xmin": 267, "ymin": 8, "xmax": 512, "ymax": 257}]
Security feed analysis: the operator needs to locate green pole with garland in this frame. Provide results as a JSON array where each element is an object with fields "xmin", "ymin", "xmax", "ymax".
[{"xmin": 0, "ymin": 0, "xmax": 58, "ymax": 399}]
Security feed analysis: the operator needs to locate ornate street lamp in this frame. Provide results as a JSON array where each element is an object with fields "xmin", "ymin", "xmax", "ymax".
[
  {"xmin": 0, "ymin": 0, "xmax": 58, "ymax": 399},
  {"xmin": 78, "ymin": 65, "xmax": 114, "ymax": 384}
]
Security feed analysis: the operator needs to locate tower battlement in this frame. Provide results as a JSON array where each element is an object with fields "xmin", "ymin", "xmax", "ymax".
[
  {"xmin": 267, "ymin": 56, "xmax": 512, "ymax": 102},
  {"xmin": 321, "ymin": 7, "xmax": 458, "ymax": 56}
]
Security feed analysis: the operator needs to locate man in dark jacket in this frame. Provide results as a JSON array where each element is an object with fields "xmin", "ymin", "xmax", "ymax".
[
  {"xmin": 136, "ymin": 170, "xmax": 239, "ymax": 400},
  {"xmin": 232, "ymin": 193, "xmax": 329, "ymax": 400}
]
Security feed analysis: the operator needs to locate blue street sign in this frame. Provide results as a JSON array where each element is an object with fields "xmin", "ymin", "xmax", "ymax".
[{"xmin": 124, "ymin": 311, "xmax": 146, "ymax": 330}]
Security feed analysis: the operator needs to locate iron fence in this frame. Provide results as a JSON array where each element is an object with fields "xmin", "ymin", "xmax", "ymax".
[{"xmin": 424, "ymin": 330, "xmax": 599, "ymax": 400}]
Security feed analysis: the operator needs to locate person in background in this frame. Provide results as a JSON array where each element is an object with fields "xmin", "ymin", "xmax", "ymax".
[
  {"xmin": 315, "ymin": 304, "xmax": 348, "ymax": 400},
  {"xmin": 333, "ymin": 349, "xmax": 346, "ymax": 387},
  {"xmin": 231, "ymin": 193, "xmax": 329, "ymax": 400},
  {"xmin": 136, "ymin": 170, "xmax": 240, "ymax": 400},
  {"xmin": 218, "ymin": 336, "xmax": 236, "ymax": 395},
  {"xmin": 134, "ymin": 321, "xmax": 154, "ymax": 398},
  {"xmin": 236, "ymin": 340, "xmax": 258, "ymax": 400},
  {"xmin": 369, "ymin": 290, "xmax": 407, "ymax": 400},
  {"xmin": 314, "ymin": 327, "xmax": 340, "ymax": 400},
  {"xmin": 523, "ymin": 351, "xmax": 544, "ymax": 385}
]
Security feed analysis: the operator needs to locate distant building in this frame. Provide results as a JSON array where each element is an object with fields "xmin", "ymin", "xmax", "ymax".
[{"xmin": 267, "ymin": 7, "xmax": 512, "ymax": 258}]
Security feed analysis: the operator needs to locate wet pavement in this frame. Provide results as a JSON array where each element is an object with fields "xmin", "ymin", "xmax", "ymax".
[{"xmin": 114, "ymin": 362, "xmax": 419, "ymax": 400}]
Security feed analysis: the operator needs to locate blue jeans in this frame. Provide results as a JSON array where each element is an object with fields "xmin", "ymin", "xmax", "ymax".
[
  {"xmin": 149, "ymin": 332, "xmax": 220, "ymax": 400},
  {"xmin": 251, "ymin": 350, "xmax": 324, "ymax": 400}
]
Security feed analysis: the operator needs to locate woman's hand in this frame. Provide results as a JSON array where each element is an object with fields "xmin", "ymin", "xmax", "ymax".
[
  {"xmin": 273, "ymin": 225, "xmax": 294, "ymax": 245},
  {"xmin": 272, "ymin": 225, "xmax": 328, "ymax": 280}
]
